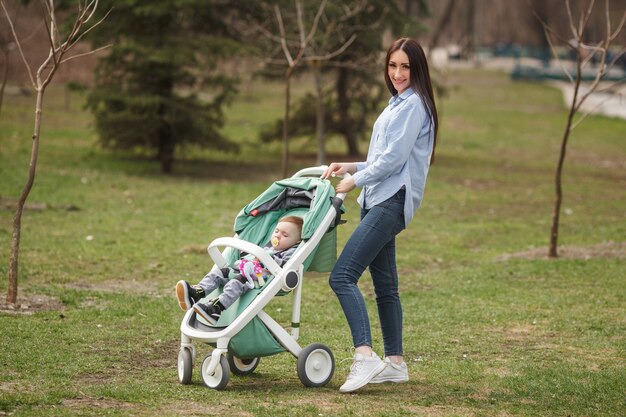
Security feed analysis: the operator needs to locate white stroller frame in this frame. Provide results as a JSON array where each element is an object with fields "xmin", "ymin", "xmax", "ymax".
[{"xmin": 177, "ymin": 166, "xmax": 348, "ymax": 389}]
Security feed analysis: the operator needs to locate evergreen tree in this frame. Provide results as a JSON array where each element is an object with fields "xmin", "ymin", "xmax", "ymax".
[{"xmin": 86, "ymin": 0, "xmax": 240, "ymax": 173}]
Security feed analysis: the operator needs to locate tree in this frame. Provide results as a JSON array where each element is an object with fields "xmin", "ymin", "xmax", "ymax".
[
  {"xmin": 271, "ymin": 0, "xmax": 329, "ymax": 177},
  {"xmin": 2, "ymin": 0, "xmax": 107, "ymax": 305},
  {"xmin": 245, "ymin": 0, "xmax": 356, "ymax": 176},
  {"xmin": 534, "ymin": 0, "xmax": 625, "ymax": 257},
  {"xmin": 427, "ymin": 0, "xmax": 457, "ymax": 55},
  {"xmin": 253, "ymin": 0, "xmax": 409, "ymax": 160},
  {"xmin": 85, "ymin": 0, "xmax": 241, "ymax": 174}
]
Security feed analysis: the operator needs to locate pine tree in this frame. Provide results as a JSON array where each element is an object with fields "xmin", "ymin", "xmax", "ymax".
[{"xmin": 86, "ymin": 0, "xmax": 240, "ymax": 173}]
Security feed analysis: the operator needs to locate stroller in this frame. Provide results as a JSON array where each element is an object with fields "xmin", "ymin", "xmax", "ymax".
[{"xmin": 177, "ymin": 166, "xmax": 347, "ymax": 390}]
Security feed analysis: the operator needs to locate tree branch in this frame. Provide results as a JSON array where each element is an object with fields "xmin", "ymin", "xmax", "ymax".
[
  {"xmin": 274, "ymin": 4, "xmax": 293, "ymax": 67},
  {"xmin": 339, "ymin": 0, "xmax": 368, "ymax": 22},
  {"xmin": 296, "ymin": 0, "xmax": 305, "ymax": 48},
  {"xmin": 251, "ymin": 21, "xmax": 283, "ymax": 44},
  {"xmin": 565, "ymin": 0, "xmax": 577, "ymax": 38},
  {"xmin": 542, "ymin": 24, "xmax": 574, "ymax": 83},
  {"xmin": 60, "ymin": 43, "xmax": 111, "ymax": 64},
  {"xmin": 303, "ymin": 0, "xmax": 328, "ymax": 46},
  {"xmin": 610, "ymin": 12, "xmax": 626, "ymax": 40},
  {"xmin": 578, "ymin": 0, "xmax": 595, "ymax": 36},
  {"xmin": 304, "ymin": 33, "xmax": 356, "ymax": 62},
  {"xmin": 63, "ymin": 8, "xmax": 111, "ymax": 54},
  {"xmin": 0, "ymin": 0, "xmax": 35, "ymax": 87}
]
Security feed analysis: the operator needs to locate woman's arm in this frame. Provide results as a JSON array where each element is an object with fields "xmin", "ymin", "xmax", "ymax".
[{"xmin": 352, "ymin": 99, "xmax": 428, "ymax": 187}]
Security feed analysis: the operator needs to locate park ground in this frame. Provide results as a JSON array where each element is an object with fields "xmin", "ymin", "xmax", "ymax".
[{"xmin": 0, "ymin": 69, "xmax": 625, "ymax": 416}]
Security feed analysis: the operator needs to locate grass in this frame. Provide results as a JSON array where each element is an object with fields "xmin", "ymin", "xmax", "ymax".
[{"xmin": 1, "ymin": 69, "xmax": 625, "ymax": 417}]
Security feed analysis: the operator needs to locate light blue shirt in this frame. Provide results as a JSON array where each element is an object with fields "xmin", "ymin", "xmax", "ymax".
[{"xmin": 351, "ymin": 88, "xmax": 434, "ymax": 227}]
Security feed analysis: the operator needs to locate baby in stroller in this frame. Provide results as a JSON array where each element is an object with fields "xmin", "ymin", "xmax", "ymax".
[{"xmin": 176, "ymin": 215, "xmax": 303, "ymax": 325}]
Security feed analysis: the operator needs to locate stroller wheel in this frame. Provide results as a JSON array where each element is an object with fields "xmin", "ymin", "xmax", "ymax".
[
  {"xmin": 297, "ymin": 343, "xmax": 335, "ymax": 387},
  {"xmin": 201, "ymin": 353, "xmax": 230, "ymax": 390},
  {"xmin": 177, "ymin": 347, "xmax": 193, "ymax": 385},
  {"xmin": 227, "ymin": 354, "xmax": 260, "ymax": 375}
]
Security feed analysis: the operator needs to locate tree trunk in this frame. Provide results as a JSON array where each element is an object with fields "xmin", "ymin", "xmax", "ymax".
[
  {"xmin": 159, "ymin": 134, "xmax": 174, "ymax": 174},
  {"xmin": 549, "ymin": 57, "xmax": 582, "ymax": 258},
  {"xmin": 0, "ymin": 46, "xmax": 9, "ymax": 118},
  {"xmin": 336, "ymin": 67, "xmax": 359, "ymax": 156},
  {"xmin": 8, "ymin": 87, "xmax": 44, "ymax": 304},
  {"xmin": 465, "ymin": 0, "xmax": 476, "ymax": 61},
  {"xmin": 313, "ymin": 63, "xmax": 325, "ymax": 165},
  {"xmin": 156, "ymin": 90, "xmax": 174, "ymax": 174},
  {"xmin": 282, "ymin": 68, "xmax": 292, "ymax": 178},
  {"xmin": 4, "ymin": 0, "xmax": 103, "ymax": 307},
  {"xmin": 428, "ymin": 0, "xmax": 457, "ymax": 55}
]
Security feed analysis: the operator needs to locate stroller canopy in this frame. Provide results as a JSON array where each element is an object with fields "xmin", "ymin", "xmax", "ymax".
[{"xmin": 226, "ymin": 177, "xmax": 342, "ymax": 271}]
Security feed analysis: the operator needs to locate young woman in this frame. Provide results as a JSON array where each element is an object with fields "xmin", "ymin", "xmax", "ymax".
[{"xmin": 322, "ymin": 37, "xmax": 438, "ymax": 393}]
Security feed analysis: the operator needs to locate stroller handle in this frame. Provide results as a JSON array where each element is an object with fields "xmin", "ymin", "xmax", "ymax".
[
  {"xmin": 291, "ymin": 165, "xmax": 350, "ymax": 203},
  {"xmin": 291, "ymin": 166, "xmax": 329, "ymax": 178}
]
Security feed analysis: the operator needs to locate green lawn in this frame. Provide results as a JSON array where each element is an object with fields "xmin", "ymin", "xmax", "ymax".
[{"xmin": 0, "ymin": 70, "xmax": 624, "ymax": 417}]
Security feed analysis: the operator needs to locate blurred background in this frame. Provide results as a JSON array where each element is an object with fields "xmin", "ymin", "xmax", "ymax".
[{"xmin": 2, "ymin": 0, "xmax": 624, "ymax": 174}]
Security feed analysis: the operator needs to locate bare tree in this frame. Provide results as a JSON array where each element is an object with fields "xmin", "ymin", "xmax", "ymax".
[
  {"xmin": 268, "ymin": 0, "xmax": 330, "ymax": 177},
  {"xmin": 2, "ymin": 0, "xmax": 108, "ymax": 305},
  {"xmin": 253, "ymin": 0, "xmax": 357, "ymax": 177},
  {"xmin": 275, "ymin": 1, "xmax": 319, "ymax": 177},
  {"xmin": 534, "ymin": 0, "xmax": 626, "ymax": 257},
  {"xmin": 306, "ymin": 3, "xmax": 363, "ymax": 165}
]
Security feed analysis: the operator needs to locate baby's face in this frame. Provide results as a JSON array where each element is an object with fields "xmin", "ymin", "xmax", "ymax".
[{"xmin": 271, "ymin": 221, "xmax": 301, "ymax": 251}]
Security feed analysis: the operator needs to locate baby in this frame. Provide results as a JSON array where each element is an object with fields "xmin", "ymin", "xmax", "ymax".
[{"xmin": 176, "ymin": 216, "xmax": 303, "ymax": 324}]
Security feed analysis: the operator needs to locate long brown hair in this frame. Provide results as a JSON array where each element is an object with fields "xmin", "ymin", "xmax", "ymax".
[{"xmin": 384, "ymin": 38, "xmax": 439, "ymax": 163}]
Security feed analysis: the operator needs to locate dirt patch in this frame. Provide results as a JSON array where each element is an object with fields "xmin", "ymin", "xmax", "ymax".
[
  {"xmin": 406, "ymin": 405, "xmax": 478, "ymax": 416},
  {"xmin": 62, "ymin": 397, "xmax": 135, "ymax": 412},
  {"xmin": 179, "ymin": 244, "xmax": 209, "ymax": 254},
  {"xmin": 148, "ymin": 402, "xmax": 254, "ymax": 417},
  {"xmin": 285, "ymin": 398, "xmax": 345, "ymax": 415},
  {"xmin": 0, "ymin": 294, "xmax": 65, "ymax": 315},
  {"xmin": 67, "ymin": 277, "xmax": 162, "ymax": 295},
  {"xmin": 503, "ymin": 324, "xmax": 536, "ymax": 341},
  {"xmin": 496, "ymin": 241, "xmax": 625, "ymax": 261}
]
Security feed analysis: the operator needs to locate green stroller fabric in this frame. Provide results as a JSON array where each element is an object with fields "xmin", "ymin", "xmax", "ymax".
[
  {"xmin": 209, "ymin": 177, "xmax": 344, "ymax": 358},
  {"xmin": 225, "ymin": 177, "xmax": 342, "ymax": 272}
]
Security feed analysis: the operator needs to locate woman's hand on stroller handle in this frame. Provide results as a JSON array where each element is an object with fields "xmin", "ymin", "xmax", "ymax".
[
  {"xmin": 321, "ymin": 163, "xmax": 355, "ymax": 196},
  {"xmin": 321, "ymin": 163, "xmax": 355, "ymax": 180}
]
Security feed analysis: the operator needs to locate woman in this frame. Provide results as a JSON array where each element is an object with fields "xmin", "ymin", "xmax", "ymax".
[{"xmin": 322, "ymin": 37, "xmax": 438, "ymax": 393}]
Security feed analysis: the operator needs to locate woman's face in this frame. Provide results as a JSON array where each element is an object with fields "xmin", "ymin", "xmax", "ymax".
[{"xmin": 388, "ymin": 49, "xmax": 411, "ymax": 95}]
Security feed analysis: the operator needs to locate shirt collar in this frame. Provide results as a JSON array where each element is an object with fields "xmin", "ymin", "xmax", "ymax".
[{"xmin": 389, "ymin": 87, "xmax": 415, "ymax": 107}]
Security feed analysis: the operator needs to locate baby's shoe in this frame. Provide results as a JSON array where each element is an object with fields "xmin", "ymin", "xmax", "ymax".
[
  {"xmin": 193, "ymin": 298, "xmax": 224, "ymax": 325},
  {"xmin": 176, "ymin": 280, "xmax": 205, "ymax": 311}
]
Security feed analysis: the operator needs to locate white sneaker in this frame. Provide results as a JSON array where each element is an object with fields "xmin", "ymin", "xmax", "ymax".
[
  {"xmin": 339, "ymin": 352, "xmax": 386, "ymax": 393},
  {"xmin": 369, "ymin": 357, "xmax": 409, "ymax": 383}
]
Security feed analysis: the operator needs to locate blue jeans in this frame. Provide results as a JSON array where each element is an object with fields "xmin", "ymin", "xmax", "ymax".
[{"xmin": 329, "ymin": 188, "xmax": 406, "ymax": 356}]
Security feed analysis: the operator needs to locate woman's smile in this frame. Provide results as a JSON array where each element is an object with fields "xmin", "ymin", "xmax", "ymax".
[{"xmin": 388, "ymin": 49, "xmax": 411, "ymax": 95}]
